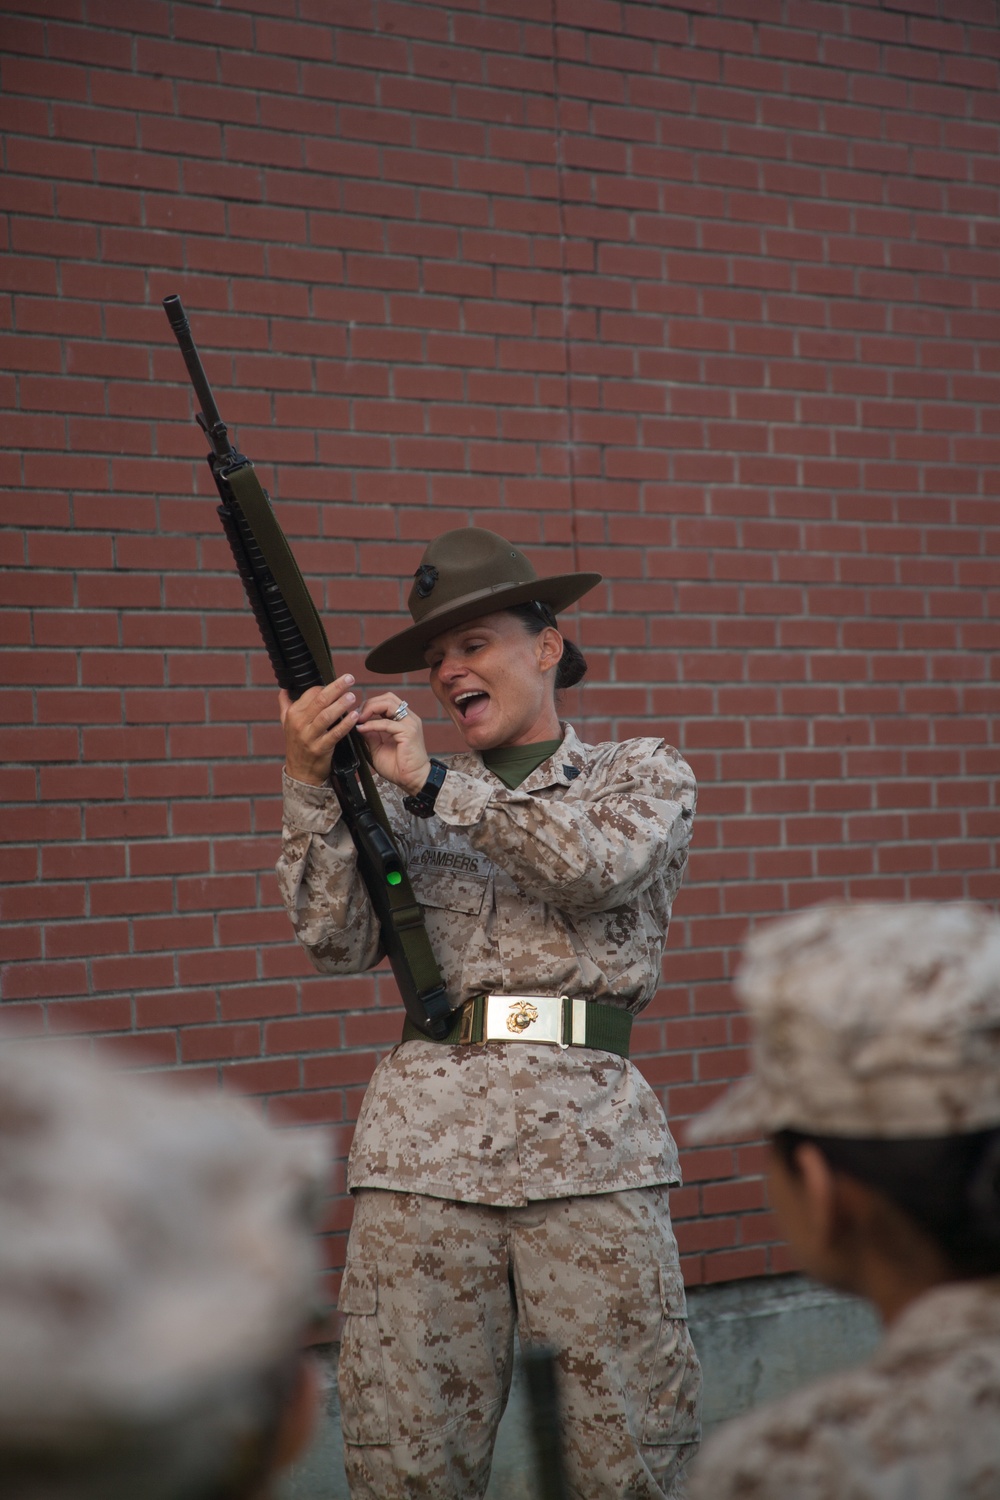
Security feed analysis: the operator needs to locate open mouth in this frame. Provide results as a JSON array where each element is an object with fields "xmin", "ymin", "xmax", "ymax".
[{"xmin": 454, "ymin": 690, "xmax": 490, "ymax": 721}]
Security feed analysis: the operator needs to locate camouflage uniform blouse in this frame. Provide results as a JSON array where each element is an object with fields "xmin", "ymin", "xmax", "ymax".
[
  {"xmin": 689, "ymin": 1277, "xmax": 1000, "ymax": 1499},
  {"xmin": 277, "ymin": 725, "xmax": 696, "ymax": 1207}
]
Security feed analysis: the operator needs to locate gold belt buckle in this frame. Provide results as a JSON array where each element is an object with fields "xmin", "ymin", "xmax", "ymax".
[{"xmin": 483, "ymin": 994, "xmax": 567, "ymax": 1047}]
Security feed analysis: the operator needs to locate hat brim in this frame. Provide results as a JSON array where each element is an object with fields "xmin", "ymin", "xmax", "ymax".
[
  {"xmin": 685, "ymin": 1075, "xmax": 784, "ymax": 1146},
  {"xmin": 365, "ymin": 572, "xmax": 602, "ymax": 675}
]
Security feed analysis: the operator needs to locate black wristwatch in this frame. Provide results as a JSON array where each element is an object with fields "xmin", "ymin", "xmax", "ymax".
[{"xmin": 403, "ymin": 759, "xmax": 448, "ymax": 818}]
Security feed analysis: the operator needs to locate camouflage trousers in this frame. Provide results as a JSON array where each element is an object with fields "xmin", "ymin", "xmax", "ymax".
[{"xmin": 337, "ymin": 1184, "xmax": 702, "ymax": 1499}]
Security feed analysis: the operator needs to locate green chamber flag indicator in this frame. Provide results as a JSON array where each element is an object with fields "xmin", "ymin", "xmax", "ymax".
[{"xmin": 387, "ymin": 871, "xmax": 403, "ymax": 886}]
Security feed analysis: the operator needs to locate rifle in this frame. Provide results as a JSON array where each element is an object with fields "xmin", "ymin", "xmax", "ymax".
[
  {"xmin": 523, "ymin": 1346, "xmax": 569, "ymax": 1500},
  {"xmin": 162, "ymin": 294, "xmax": 453, "ymax": 1040}
]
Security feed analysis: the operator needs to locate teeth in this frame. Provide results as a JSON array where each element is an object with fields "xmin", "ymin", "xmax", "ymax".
[{"xmin": 455, "ymin": 691, "xmax": 485, "ymax": 705}]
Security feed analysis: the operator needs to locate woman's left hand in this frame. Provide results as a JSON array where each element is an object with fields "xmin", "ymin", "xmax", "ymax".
[{"xmin": 355, "ymin": 694, "xmax": 432, "ymax": 796}]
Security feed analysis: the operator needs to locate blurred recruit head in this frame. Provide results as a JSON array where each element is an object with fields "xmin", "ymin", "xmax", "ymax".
[
  {"xmin": 691, "ymin": 901, "xmax": 1000, "ymax": 1319},
  {"xmin": 0, "ymin": 1033, "xmax": 329, "ymax": 1500}
]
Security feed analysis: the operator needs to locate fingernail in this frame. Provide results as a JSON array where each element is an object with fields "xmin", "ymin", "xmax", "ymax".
[{"xmin": 344, "ymin": 674, "xmax": 355, "ymax": 685}]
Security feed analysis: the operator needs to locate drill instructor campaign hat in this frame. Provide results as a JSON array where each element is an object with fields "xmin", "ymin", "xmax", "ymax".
[
  {"xmin": 689, "ymin": 901, "xmax": 1000, "ymax": 1145},
  {"xmin": 365, "ymin": 527, "xmax": 601, "ymax": 675}
]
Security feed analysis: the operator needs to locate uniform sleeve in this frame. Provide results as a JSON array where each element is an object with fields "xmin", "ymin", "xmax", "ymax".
[
  {"xmin": 687, "ymin": 1383, "xmax": 857, "ymax": 1500},
  {"xmin": 687, "ymin": 1427, "xmax": 770, "ymax": 1500},
  {"xmin": 275, "ymin": 770, "xmax": 401, "ymax": 974},
  {"xmin": 431, "ymin": 740, "xmax": 696, "ymax": 915}
]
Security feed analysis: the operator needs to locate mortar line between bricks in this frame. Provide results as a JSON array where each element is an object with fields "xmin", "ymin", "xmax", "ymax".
[{"xmin": 549, "ymin": 0, "xmax": 583, "ymax": 583}]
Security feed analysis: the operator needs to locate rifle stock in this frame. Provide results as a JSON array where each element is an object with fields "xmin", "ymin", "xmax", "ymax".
[{"xmin": 163, "ymin": 294, "xmax": 452, "ymax": 1039}]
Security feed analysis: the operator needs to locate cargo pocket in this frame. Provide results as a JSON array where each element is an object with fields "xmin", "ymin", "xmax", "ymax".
[
  {"xmin": 337, "ymin": 1259, "xmax": 390, "ymax": 1445},
  {"xmin": 641, "ymin": 1263, "xmax": 702, "ymax": 1446}
]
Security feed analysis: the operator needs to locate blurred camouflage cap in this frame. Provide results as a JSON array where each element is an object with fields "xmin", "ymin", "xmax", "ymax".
[
  {"xmin": 690, "ymin": 901, "xmax": 1000, "ymax": 1144},
  {"xmin": 0, "ymin": 1032, "xmax": 328, "ymax": 1491}
]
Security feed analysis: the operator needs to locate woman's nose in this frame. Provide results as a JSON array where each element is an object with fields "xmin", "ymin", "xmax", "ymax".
[{"xmin": 437, "ymin": 654, "xmax": 462, "ymax": 682}]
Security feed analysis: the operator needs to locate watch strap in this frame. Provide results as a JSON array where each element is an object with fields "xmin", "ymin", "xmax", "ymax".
[{"xmin": 403, "ymin": 758, "xmax": 447, "ymax": 818}]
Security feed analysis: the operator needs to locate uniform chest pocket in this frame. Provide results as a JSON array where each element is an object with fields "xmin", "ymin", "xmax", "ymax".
[{"xmin": 410, "ymin": 866, "xmax": 489, "ymax": 917}]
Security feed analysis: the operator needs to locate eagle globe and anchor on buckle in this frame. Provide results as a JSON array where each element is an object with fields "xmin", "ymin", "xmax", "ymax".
[{"xmin": 507, "ymin": 999, "xmax": 540, "ymax": 1034}]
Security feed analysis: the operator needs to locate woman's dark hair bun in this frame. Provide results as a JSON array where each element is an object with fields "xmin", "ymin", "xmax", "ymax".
[
  {"xmin": 555, "ymin": 637, "xmax": 587, "ymax": 690},
  {"xmin": 506, "ymin": 601, "xmax": 588, "ymax": 692}
]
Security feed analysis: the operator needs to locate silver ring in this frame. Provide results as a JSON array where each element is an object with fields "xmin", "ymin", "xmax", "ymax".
[{"xmin": 390, "ymin": 701, "xmax": 409, "ymax": 721}]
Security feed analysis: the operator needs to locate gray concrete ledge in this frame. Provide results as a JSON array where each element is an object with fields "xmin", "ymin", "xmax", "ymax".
[
  {"xmin": 687, "ymin": 1272, "xmax": 880, "ymax": 1434},
  {"xmin": 279, "ymin": 1273, "xmax": 880, "ymax": 1498}
]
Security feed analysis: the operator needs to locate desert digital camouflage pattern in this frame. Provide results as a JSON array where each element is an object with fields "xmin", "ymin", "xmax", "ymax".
[
  {"xmin": 278, "ymin": 725, "xmax": 697, "ymax": 1204},
  {"xmin": 339, "ymin": 1185, "xmax": 702, "ymax": 1500},
  {"xmin": 690, "ymin": 900, "xmax": 1000, "ymax": 1145},
  {"xmin": 690, "ymin": 1276, "xmax": 1000, "ymax": 1500},
  {"xmin": 0, "ymin": 1035, "xmax": 327, "ymax": 1500}
]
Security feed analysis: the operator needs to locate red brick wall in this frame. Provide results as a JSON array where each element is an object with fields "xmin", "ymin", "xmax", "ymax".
[{"xmin": 2, "ymin": 0, "xmax": 998, "ymax": 1290}]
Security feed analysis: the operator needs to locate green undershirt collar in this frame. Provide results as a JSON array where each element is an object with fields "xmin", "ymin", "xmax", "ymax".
[{"xmin": 481, "ymin": 738, "xmax": 563, "ymax": 789}]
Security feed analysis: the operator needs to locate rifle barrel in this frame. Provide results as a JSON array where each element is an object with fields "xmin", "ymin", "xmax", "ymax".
[{"xmin": 162, "ymin": 294, "xmax": 227, "ymax": 444}]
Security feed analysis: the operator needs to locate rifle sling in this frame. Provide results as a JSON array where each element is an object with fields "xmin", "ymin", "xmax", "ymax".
[{"xmin": 225, "ymin": 463, "xmax": 450, "ymax": 1035}]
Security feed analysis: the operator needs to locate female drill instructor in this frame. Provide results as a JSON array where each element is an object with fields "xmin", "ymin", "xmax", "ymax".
[{"xmin": 276, "ymin": 528, "xmax": 702, "ymax": 1499}]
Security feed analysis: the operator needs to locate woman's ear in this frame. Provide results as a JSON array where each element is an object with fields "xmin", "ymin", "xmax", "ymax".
[
  {"xmin": 536, "ymin": 626, "xmax": 564, "ymax": 675},
  {"xmin": 794, "ymin": 1143, "xmax": 885, "ymax": 1298},
  {"xmin": 769, "ymin": 1140, "xmax": 843, "ymax": 1283},
  {"xmin": 794, "ymin": 1141, "xmax": 839, "ymax": 1251}
]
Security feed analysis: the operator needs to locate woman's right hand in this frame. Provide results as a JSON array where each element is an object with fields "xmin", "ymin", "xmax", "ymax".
[{"xmin": 278, "ymin": 674, "xmax": 359, "ymax": 786}]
